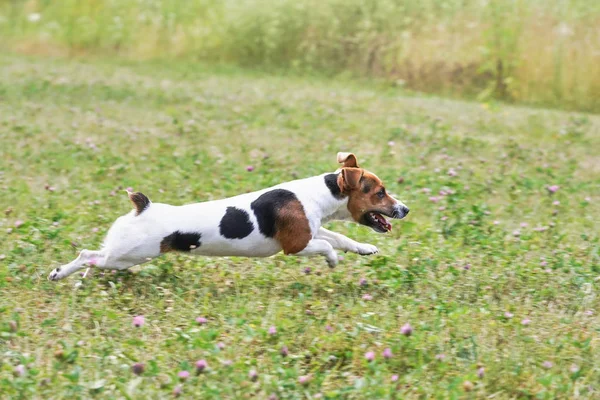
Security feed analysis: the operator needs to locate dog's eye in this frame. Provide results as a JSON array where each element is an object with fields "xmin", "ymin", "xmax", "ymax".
[{"xmin": 377, "ymin": 189, "xmax": 385, "ymax": 199}]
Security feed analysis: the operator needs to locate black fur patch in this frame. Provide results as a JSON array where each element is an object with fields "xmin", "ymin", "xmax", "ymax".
[
  {"xmin": 324, "ymin": 173, "xmax": 343, "ymax": 199},
  {"xmin": 219, "ymin": 207, "xmax": 254, "ymax": 239},
  {"xmin": 160, "ymin": 231, "xmax": 202, "ymax": 252},
  {"xmin": 251, "ymin": 189, "xmax": 298, "ymax": 238}
]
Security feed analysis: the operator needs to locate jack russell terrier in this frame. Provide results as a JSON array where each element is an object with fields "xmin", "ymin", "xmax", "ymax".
[{"xmin": 48, "ymin": 152, "xmax": 409, "ymax": 281}]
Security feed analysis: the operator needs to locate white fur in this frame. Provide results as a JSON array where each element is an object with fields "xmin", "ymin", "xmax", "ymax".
[{"xmin": 48, "ymin": 172, "xmax": 408, "ymax": 281}]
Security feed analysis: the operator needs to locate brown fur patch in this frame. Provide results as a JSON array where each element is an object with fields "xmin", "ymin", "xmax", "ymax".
[
  {"xmin": 128, "ymin": 191, "xmax": 150, "ymax": 216},
  {"xmin": 274, "ymin": 199, "xmax": 312, "ymax": 255},
  {"xmin": 160, "ymin": 240, "xmax": 173, "ymax": 253}
]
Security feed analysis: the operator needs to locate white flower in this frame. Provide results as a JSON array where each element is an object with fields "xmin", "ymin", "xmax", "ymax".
[
  {"xmin": 556, "ymin": 22, "xmax": 573, "ymax": 37},
  {"xmin": 28, "ymin": 13, "xmax": 41, "ymax": 23}
]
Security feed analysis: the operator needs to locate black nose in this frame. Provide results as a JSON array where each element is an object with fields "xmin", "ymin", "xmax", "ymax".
[{"xmin": 393, "ymin": 205, "xmax": 409, "ymax": 218}]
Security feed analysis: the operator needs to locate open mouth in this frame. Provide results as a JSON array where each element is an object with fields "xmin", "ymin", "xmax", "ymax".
[{"xmin": 364, "ymin": 211, "xmax": 392, "ymax": 233}]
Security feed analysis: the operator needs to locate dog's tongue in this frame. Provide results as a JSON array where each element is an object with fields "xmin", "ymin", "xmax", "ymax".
[
  {"xmin": 384, "ymin": 219, "xmax": 392, "ymax": 231},
  {"xmin": 374, "ymin": 213, "xmax": 392, "ymax": 231}
]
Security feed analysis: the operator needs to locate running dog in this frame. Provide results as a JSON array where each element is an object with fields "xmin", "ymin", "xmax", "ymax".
[{"xmin": 48, "ymin": 152, "xmax": 409, "ymax": 281}]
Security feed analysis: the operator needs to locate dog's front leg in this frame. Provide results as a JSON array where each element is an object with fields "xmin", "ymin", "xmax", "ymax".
[
  {"xmin": 316, "ymin": 227, "xmax": 378, "ymax": 255},
  {"xmin": 292, "ymin": 239, "xmax": 339, "ymax": 268}
]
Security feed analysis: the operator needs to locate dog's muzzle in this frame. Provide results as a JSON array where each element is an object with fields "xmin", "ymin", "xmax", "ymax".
[{"xmin": 392, "ymin": 204, "xmax": 410, "ymax": 219}]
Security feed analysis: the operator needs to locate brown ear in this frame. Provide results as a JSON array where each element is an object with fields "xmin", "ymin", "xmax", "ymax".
[
  {"xmin": 337, "ymin": 152, "xmax": 359, "ymax": 168},
  {"xmin": 340, "ymin": 167, "xmax": 363, "ymax": 191}
]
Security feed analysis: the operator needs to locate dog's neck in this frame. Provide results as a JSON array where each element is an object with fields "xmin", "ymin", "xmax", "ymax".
[{"xmin": 316, "ymin": 172, "xmax": 351, "ymax": 222}]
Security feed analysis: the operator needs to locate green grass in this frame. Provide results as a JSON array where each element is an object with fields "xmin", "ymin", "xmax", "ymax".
[
  {"xmin": 1, "ymin": 0, "xmax": 600, "ymax": 112},
  {"xmin": 1, "ymin": 53, "xmax": 599, "ymax": 399}
]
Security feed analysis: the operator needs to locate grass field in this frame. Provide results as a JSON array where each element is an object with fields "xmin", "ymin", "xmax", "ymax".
[
  {"xmin": 1, "ymin": 53, "xmax": 599, "ymax": 399},
  {"xmin": 2, "ymin": 0, "xmax": 600, "ymax": 112}
]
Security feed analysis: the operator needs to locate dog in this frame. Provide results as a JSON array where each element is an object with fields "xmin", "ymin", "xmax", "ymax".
[{"xmin": 48, "ymin": 152, "xmax": 409, "ymax": 281}]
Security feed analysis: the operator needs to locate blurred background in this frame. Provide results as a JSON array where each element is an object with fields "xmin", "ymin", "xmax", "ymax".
[{"xmin": 1, "ymin": 0, "xmax": 599, "ymax": 113}]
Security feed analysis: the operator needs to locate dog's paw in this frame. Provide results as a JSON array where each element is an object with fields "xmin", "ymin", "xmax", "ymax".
[
  {"xmin": 48, "ymin": 267, "xmax": 64, "ymax": 281},
  {"xmin": 355, "ymin": 243, "xmax": 379, "ymax": 256},
  {"xmin": 325, "ymin": 252, "xmax": 339, "ymax": 268}
]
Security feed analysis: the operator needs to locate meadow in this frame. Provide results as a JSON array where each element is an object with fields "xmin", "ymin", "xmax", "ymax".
[
  {"xmin": 0, "ymin": 53, "xmax": 599, "ymax": 398},
  {"xmin": 1, "ymin": 0, "xmax": 600, "ymax": 112}
]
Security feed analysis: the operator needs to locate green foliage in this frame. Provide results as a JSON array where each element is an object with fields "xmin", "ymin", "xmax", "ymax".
[
  {"xmin": 0, "ymin": 54, "xmax": 599, "ymax": 398},
  {"xmin": 0, "ymin": 0, "xmax": 599, "ymax": 112}
]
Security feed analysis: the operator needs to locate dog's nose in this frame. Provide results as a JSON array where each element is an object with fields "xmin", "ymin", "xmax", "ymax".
[{"xmin": 393, "ymin": 204, "xmax": 410, "ymax": 218}]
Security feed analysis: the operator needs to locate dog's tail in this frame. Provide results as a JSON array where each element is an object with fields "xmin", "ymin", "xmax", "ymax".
[{"xmin": 126, "ymin": 190, "xmax": 151, "ymax": 216}]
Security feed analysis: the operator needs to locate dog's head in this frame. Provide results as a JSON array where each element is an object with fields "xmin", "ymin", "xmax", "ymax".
[{"xmin": 336, "ymin": 152, "xmax": 409, "ymax": 233}]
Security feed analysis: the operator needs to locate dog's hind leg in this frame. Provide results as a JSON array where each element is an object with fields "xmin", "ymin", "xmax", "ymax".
[
  {"xmin": 49, "ymin": 196, "xmax": 161, "ymax": 281},
  {"xmin": 48, "ymin": 248, "xmax": 157, "ymax": 281},
  {"xmin": 48, "ymin": 249, "xmax": 106, "ymax": 281}
]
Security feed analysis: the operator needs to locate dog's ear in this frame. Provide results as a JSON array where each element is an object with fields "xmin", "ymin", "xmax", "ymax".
[
  {"xmin": 337, "ymin": 152, "xmax": 359, "ymax": 168},
  {"xmin": 339, "ymin": 167, "xmax": 363, "ymax": 191}
]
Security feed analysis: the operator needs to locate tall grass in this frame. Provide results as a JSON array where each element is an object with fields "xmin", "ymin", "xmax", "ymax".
[{"xmin": 1, "ymin": 0, "xmax": 599, "ymax": 112}]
